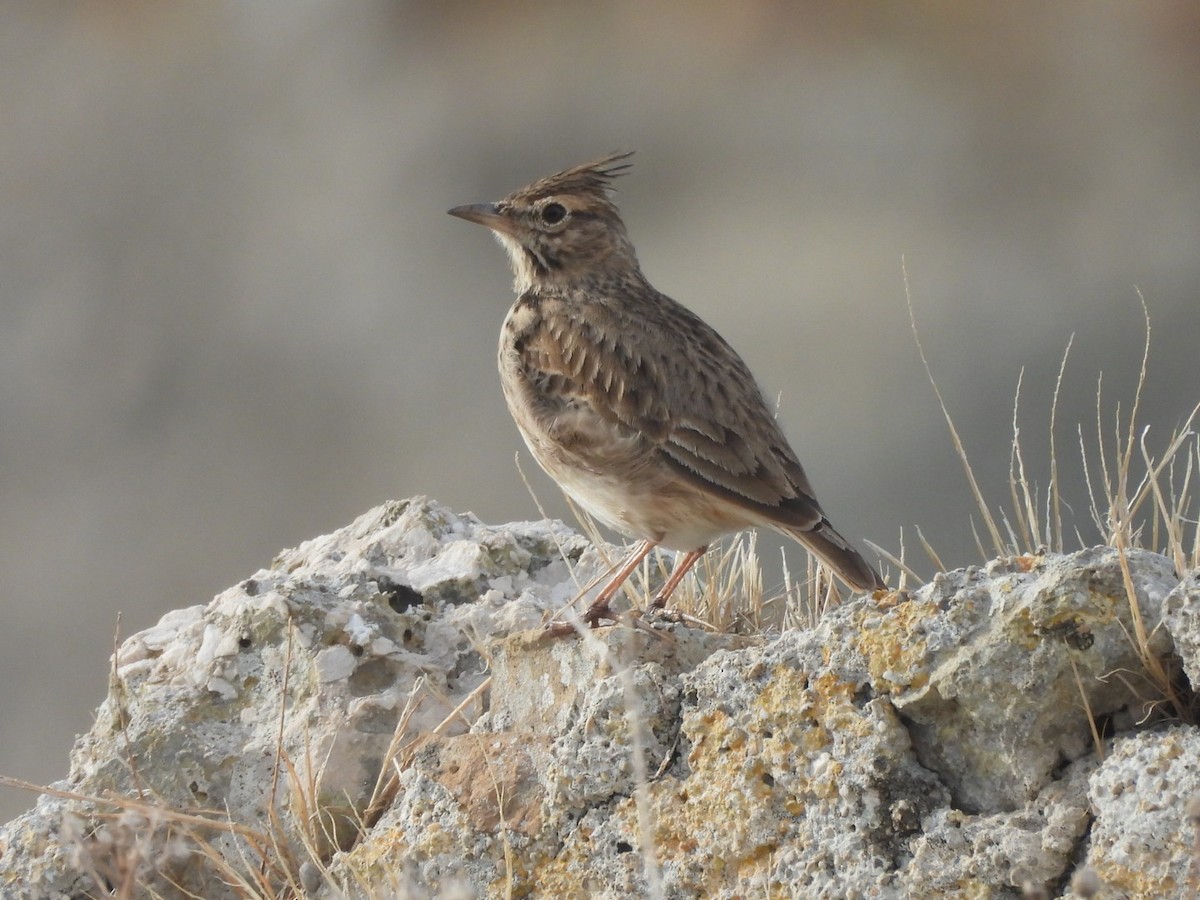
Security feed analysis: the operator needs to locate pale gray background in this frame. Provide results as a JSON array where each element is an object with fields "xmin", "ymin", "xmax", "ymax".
[{"xmin": 3, "ymin": 2, "xmax": 1198, "ymax": 820}]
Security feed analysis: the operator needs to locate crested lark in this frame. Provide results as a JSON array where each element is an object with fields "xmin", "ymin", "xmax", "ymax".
[{"xmin": 449, "ymin": 153, "xmax": 885, "ymax": 629}]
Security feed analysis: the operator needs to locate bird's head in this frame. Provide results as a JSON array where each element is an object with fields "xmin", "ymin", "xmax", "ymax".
[{"xmin": 449, "ymin": 152, "xmax": 640, "ymax": 293}]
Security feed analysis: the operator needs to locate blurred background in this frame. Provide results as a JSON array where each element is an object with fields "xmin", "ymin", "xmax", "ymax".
[{"xmin": 2, "ymin": 2, "xmax": 1198, "ymax": 820}]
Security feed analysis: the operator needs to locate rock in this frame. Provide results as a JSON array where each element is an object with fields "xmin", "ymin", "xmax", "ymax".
[
  {"xmin": 0, "ymin": 498, "xmax": 598, "ymax": 899},
  {"xmin": 885, "ymin": 548, "xmax": 1178, "ymax": 813},
  {"xmin": 1084, "ymin": 727, "xmax": 1200, "ymax": 896},
  {"xmin": 1163, "ymin": 569, "xmax": 1200, "ymax": 686},
  {"xmin": 0, "ymin": 500, "xmax": 1195, "ymax": 899}
]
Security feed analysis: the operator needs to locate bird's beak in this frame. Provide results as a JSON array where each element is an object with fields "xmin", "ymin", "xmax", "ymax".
[{"xmin": 447, "ymin": 202, "xmax": 517, "ymax": 237}]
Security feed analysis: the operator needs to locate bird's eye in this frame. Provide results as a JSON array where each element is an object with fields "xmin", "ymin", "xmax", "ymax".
[{"xmin": 540, "ymin": 202, "xmax": 567, "ymax": 225}]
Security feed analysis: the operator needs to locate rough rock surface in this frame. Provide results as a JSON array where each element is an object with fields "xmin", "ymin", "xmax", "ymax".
[{"xmin": 0, "ymin": 498, "xmax": 1196, "ymax": 899}]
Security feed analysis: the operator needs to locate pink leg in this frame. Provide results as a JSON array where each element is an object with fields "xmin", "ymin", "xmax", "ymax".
[
  {"xmin": 649, "ymin": 546, "xmax": 707, "ymax": 610},
  {"xmin": 581, "ymin": 539, "xmax": 658, "ymax": 626},
  {"xmin": 545, "ymin": 539, "xmax": 661, "ymax": 636}
]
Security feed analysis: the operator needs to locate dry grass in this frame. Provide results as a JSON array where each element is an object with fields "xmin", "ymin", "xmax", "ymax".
[
  {"xmin": 0, "ymin": 771, "xmax": 309, "ymax": 899},
  {"xmin": 905, "ymin": 275, "xmax": 1199, "ymax": 575},
  {"xmin": 1, "ymin": 665, "xmax": 495, "ymax": 898},
  {"xmin": 903, "ymin": 276, "xmax": 1198, "ymax": 734}
]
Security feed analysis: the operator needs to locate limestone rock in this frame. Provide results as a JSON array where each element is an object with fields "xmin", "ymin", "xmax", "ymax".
[
  {"xmin": 0, "ymin": 498, "xmax": 597, "ymax": 899},
  {"xmin": 0, "ymin": 500, "xmax": 1195, "ymax": 899},
  {"xmin": 884, "ymin": 548, "xmax": 1178, "ymax": 813},
  {"xmin": 1163, "ymin": 569, "xmax": 1200, "ymax": 687},
  {"xmin": 1084, "ymin": 727, "xmax": 1200, "ymax": 896}
]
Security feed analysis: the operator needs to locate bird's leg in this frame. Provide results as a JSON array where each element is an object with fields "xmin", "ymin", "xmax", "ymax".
[
  {"xmin": 581, "ymin": 539, "xmax": 657, "ymax": 627},
  {"xmin": 545, "ymin": 539, "xmax": 658, "ymax": 637},
  {"xmin": 647, "ymin": 546, "xmax": 707, "ymax": 618}
]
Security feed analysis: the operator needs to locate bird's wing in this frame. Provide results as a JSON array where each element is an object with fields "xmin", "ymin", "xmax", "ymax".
[
  {"xmin": 517, "ymin": 291, "xmax": 825, "ymax": 530},
  {"xmin": 632, "ymin": 295, "xmax": 826, "ymax": 528}
]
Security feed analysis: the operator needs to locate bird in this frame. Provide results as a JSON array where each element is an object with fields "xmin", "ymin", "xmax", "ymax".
[{"xmin": 448, "ymin": 152, "xmax": 885, "ymax": 631}]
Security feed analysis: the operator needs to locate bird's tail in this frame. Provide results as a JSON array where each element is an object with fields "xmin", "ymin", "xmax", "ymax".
[{"xmin": 781, "ymin": 518, "xmax": 886, "ymax": 592}]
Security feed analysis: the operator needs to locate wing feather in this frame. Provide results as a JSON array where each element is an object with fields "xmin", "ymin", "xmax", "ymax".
[{"xmin": 507, "ymin": 288, "xmax": 826, "ymax": 531}]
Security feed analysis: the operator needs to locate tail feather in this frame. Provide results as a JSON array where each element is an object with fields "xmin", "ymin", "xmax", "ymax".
[{"xmin": 782, "ymin": 518, "xmax": 885, "ymax": 592}]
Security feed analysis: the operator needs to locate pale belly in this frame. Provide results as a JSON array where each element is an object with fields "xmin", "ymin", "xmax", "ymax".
[{"xmin": 515, "ymin": 423, "xmax": 744, "ymax": 551}]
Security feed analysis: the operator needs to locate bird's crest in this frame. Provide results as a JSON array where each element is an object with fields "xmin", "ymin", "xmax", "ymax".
[{"xmin": 507, "ymin": 152, "xmax": 633, "ymax": 207}]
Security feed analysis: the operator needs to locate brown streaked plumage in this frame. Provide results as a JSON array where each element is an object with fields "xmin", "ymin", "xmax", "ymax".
[{"xmin": 449, "ymin": 152, "xmax": 885, "ymax": 629}]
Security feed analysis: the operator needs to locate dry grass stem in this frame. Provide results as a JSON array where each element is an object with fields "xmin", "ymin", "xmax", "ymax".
[{"xmin": 903, "ymin": 257, "xmax": 1005, "ymax": 557}]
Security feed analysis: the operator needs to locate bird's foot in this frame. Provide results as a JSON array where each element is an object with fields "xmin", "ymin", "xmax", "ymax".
[
  {"xmin": 542, "ymin": 599, "xmax": 619, "ymax": 639},
  {"xmin": 642, "ymin": 595, "xmax": 708, "ymax": 629},
  {"xmin": 582, "ymin": 599, "xmax": 619, "ymax": 628},
  {"xmin": 541, "ymin": 619, "xmax": 578, "ymax": 639},
  {"xmin": 645, "ymin": 603, "xmax": 686, "ymax": 624}
]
